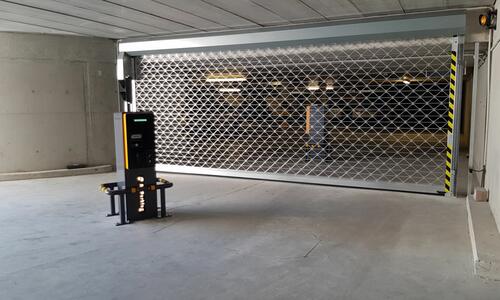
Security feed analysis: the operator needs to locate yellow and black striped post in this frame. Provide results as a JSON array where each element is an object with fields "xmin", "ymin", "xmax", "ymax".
[
  {"xmin": 444, "ymin": 50, "xmax": 457, "ymax": 194},
  {"xmin": 444, "ymin": 36, "xmax": 463, "ymax": 196}
]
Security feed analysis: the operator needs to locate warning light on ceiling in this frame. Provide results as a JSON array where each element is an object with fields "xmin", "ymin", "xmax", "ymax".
[{"xmin": 479, "ymin": 10, "xmax": 497, "ymax": 30}]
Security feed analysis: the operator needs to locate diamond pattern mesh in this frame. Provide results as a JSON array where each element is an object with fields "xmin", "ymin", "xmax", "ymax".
[{"xmin": 135, "ymin": 37, "xmax": 451, "ymax": 190}]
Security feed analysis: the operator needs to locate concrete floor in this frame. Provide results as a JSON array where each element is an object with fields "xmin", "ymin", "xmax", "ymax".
[{"xmin": 1, "ymin": 173, "xmax": 500, "ymax": 300}]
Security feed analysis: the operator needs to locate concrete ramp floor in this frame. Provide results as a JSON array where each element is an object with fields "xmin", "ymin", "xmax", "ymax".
[{"xmin": 0, "ymin": 173, "xmax": 499, "ymax": 299}]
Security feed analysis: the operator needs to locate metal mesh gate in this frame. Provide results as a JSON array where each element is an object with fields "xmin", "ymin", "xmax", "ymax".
[{"xmin": 135, "ymin": 37, "xmax": 451, "ymax": 193}]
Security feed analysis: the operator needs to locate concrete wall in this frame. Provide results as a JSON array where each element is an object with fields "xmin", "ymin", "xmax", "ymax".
[
  {"xmin": 484, "ymin": 1, "xmax": 500, "ymax": 232},
  {"xmin": 0, "ymin": 32, "xmax": 118, "ymax": 173}
]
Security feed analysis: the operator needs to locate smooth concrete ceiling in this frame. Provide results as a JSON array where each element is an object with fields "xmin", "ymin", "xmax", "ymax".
[{"xmin": 0, "ymin": 0, "xmax": 494, "ymax": 39}]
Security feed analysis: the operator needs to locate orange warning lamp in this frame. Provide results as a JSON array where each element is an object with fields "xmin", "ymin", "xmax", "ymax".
[
  {"xmin": 479, "ymin": 10, "xmax": 497, "ymax": 29},
  {"xmin": 479, "ymin": 14, "xmax": 488, "ymax": 26}
]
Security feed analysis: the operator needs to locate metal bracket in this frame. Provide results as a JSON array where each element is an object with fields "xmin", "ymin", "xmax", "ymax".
[{"xmin": 100, "ymin": 179, "xmax": 173, "ymax": 226}]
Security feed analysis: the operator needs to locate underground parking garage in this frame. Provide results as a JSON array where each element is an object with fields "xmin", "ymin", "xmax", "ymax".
[{"xmin": 1, "ymin": 1, "xmax": 500, "ymax": 299}]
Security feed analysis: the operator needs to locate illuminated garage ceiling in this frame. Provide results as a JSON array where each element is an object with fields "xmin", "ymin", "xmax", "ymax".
[{"xmin": 0, "ymin": 0, "xmax": 494, "ymax": 39}]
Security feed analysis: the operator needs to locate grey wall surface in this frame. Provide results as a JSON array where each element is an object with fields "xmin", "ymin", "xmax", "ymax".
[
  {"xmin": 0, "ymin": 32, "xmax": 118, "ymax": 173},
  {"xmin": 484, "ymin": 0, "xmax": 500, "ymax": 232}
]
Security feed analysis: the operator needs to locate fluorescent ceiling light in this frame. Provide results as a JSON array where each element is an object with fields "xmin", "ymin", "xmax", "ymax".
[
  {"xmin": 402, "ymin": 75, "xmax": 411, "ymax": 84},
  {"xmin": 307, "ymin": 79, "xmax": 320, "ymax": 91},
  {"xmin": 326, "ymin": 78, "xmax": 335, "ymax": 90},
  {"xmin": 218, "ymin": 88, "xmax": 241, "ymax": 93},
  {"xmin": 206, "ymin": 74, "xmax": 246, "ymax": 82}
]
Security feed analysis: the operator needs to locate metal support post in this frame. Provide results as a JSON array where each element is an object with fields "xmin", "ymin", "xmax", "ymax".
[
  {"xmin": 117, "ymin": 194, "xmax": 127, "ymax": 226},
  {"xmin": 467, "ymin": 42, "xmax": 480, "ymax": 197},
  {"xmin": 107, "ymin": 194, "xmax": 119, "ymax": 217},
  {"xmin": 160, "ymin": 189, "xmax": 166, "ymax": 218}
]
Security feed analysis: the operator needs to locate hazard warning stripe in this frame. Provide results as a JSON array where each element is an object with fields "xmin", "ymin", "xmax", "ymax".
[{"xmin": 444, "ymin": 51, "xmax": 457, "ymax": 193}]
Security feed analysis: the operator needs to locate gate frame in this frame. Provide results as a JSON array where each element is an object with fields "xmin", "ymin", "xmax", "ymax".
[
  {"xmin": 117, "ymin": 14, "xmax": 466, "ymax": 195},
  {"xmin": 446, "ymin": 35, "xmax": 465, "ymax": 196}
]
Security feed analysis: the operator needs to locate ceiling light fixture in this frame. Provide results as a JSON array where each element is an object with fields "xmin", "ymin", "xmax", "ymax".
[
  {"xmin": 307, "ymin": 79, "xmax": 320, "ymax": 91},
  {"xmin": 326, "ymin": 78, "xmax": 335, "ymax": 90},
  {"xmin": 218, "ymin": 88, "xmax": 241, "ymax": 93},
  {"xmin": 402, "ymin": 75, "xmax": 411, "ymax": 85},
  {"xmin": 206, "ymin": 74, "xmax": 246, "ymax": 82}
]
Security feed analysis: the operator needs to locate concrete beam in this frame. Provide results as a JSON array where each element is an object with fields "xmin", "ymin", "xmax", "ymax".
[{"xmin": 120, "ymin": 14, "xmax": 466, "ymax": 55}]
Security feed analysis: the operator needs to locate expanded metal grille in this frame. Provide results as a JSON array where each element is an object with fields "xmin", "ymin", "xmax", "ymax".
[{"xmin": 136, "ymin": 37, "xmax": 451, "ymax": 191}]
